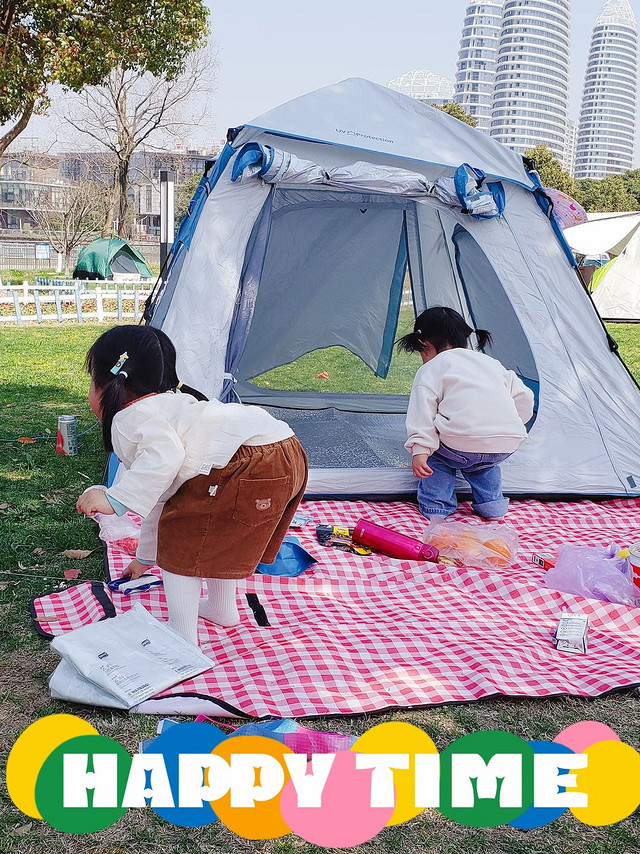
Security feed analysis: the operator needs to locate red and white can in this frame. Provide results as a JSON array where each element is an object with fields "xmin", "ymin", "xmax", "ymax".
[
  {"xmin": 628, "ymin": 543, "xmax": 640, "ymax": 590},
  {"xmin": 56, "ymin": 415, "xmax": 78, "ymax": 456}
]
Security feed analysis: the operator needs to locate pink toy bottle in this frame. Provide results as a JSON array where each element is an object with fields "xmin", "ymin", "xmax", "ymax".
[{"xmin": 352, "ymin": 519, "xmax": 439, "ymax": 562}]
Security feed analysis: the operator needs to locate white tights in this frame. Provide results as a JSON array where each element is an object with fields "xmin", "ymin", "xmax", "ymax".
[{"xmin": 162, "ymin": 570, "xmax": 240, "ymax": 646}]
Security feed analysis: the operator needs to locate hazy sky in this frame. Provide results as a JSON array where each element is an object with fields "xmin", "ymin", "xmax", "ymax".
[
  {"xmin": 20, "ymin": 0, "xmax": 640, "ymax": 153},
  {"xmin": 207, "ymin": 0, "xmax": 639, "ymax": 137}
]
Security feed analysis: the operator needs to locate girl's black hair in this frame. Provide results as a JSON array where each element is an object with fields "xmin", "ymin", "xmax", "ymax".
[
  {"xmin": 148, "ymin": 327, "xmax": 208, "ymax": 402},
  {"xmin": 86, "ymin": 325, "xmax": 207, "ymax": 452},
  {"xmin": 396, "ymin": 306, "xmax": 493, "ymax": 354}
]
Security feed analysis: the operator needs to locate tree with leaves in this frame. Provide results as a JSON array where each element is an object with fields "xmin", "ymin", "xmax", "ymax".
[
  {"xmin": 432, "ymin": 103, "xmax": 478, "ymax": 127},
  {"xmin": 575, "ymin": 176, "xmax": 637, "ymax": 213},
  {"xmin": 62, "ymin": 48, "xmax": 217, "ymax": 238},
  {"xmin": 0, "ymin": 0, "xmax": 209, "ymax": 157},
  {"xmin": 175, "ymin": 171, "xmax": 203, "ymax": 227},
  {"xmin": 27, "ymin": 181, "xmax": 105, "ymax": 276},
  {"xmin": 524, "ymin": 145, "xmax": 578, "ymax": 197}
]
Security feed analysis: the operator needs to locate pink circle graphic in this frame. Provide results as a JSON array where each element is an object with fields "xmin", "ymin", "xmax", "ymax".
[
  {"xmin": 554, "ymin": 721, "xmax": 620, "ymax": 753},
  {"xmin": 280, "ymin": 751, "xmax": 395, "ymax": 847}
]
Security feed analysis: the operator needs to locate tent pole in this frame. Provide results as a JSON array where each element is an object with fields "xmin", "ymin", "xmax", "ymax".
[{"xmin": 159, "ymin": 169, "xmax": 175, "ymax": 271}]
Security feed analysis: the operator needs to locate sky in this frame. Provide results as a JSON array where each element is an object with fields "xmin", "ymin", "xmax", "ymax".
[
  {"xmin": 206, "ymin": 0, "xmax": 639, "ymax": 137},
  {"xmin": 20, "ymin": 0, "xmax": 640, "ymax": 153}
]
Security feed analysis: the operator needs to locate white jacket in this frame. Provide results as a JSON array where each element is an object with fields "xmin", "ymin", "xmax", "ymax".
[
  {"xmin": 405, "ymin": 348, "xmax": 535, "ymax": 458},
  {"xmin": 104, "ymin": 392, "xmax": 294, "ymax": 561}
]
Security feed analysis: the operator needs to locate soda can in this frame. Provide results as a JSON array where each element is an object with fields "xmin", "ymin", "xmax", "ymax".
[{"xmin": 56, "ymin": 415, "xmax": 78, "ymax": 456}]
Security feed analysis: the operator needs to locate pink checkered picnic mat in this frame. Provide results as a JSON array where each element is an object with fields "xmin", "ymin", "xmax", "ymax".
[{"xmin": 32, "ymin": 499, "xmax": 640, "ymax": 717}]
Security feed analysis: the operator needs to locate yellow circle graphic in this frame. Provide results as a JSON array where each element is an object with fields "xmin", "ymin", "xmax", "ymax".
[
  {"xmin": 7, "ymin": 714, "xmax": 99, "ymax": 819},
  {"xmin": 569, "ymin": 740, "xmax": 640, "ymax": 826},
  {"xmin": 352, "ymin": 721, "xmax": 438, "ymax": 826}
]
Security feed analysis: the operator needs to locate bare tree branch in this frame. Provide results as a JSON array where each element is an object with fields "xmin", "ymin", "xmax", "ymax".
[{"xmin": 58, "ymin": 45, "xmax": 218, "ymax": 238}]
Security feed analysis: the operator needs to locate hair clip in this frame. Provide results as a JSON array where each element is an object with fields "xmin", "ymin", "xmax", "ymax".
[
  {"xmin": 119, "ymin": 371, "xmax": 129, "ymax": 380},
  {"xmin": 416, "ymin": 329, "xmax": 422, "ymax": 335},
  {"xmin": 110, "ymin": 352, "xmax": 129, "ymax": 375}
]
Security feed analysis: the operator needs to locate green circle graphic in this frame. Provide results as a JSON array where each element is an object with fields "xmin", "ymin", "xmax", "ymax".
[
  {"xmin": 35, "ymin": 734, "xmax": 132, "ymax": 833},
  {"xmin": 439, "ymin": 730, "xmax": 534, "ymax": 827}
]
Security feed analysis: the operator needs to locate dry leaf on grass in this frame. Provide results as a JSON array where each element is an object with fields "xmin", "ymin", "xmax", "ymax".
[
  {"xmin": 10, "ymin": 823, "xmax": 33, "ymax": 836},
  {"xmin": 64, "ymin": 568, "xmax": 82, "ymax": 580},
  {"xmin": 62, "ymin": 549, "xmax": 95, "ymax": 560},
  {"xmin": 0, "ymin": 502, "xmax": 9, "ymax": 510},
  {"xmin": 316, "ymin": 371, "xmax": 330, "ymax": 379},
  {"xmin": 17, "ymin": 436, "xmax": 35, "ymax": 444},
  {"xmin": 32, "ymin": 548, "xmax": 45, "ymax": 556}
]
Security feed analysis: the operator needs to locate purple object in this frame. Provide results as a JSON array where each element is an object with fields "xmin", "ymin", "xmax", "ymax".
[{"xmin": 353, "ymin": 519, "xmax": 439, "ymax": 562}]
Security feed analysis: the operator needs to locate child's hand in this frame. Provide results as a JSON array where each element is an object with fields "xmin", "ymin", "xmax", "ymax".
[
  {"xmin": 76, "ymin": 488, "xmax": 115, "ymax": 517},
  {"xmin": 122, "ymin": 558, "xmax": 148, "ymax": 580},
  {"xmin": 412, "ymin": 454, "xmax": 433, "ymax": 478}
]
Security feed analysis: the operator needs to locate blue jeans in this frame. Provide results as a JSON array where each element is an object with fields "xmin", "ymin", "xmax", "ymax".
[{"xmin": 417, "ymin": 445, "xmax": 512, "ymax": 519}]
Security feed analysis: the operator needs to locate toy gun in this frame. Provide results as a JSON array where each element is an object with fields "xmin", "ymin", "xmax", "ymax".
[{"xmin": 315, "ymin": 525, "xmax": 372, "ymax": 556}]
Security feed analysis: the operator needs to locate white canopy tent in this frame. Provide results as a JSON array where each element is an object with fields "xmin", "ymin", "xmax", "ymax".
[
  {"xmin": 565, "ymin": 211, "xmax": 640, "ymax": 321},
  {"xmin": 146, "ymin": 78, "xmax": 640, "ymax": 498}
]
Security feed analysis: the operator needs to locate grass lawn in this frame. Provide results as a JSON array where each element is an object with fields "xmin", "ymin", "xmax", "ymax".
[{"xmin": 1, "ymin": 322, "xmax": 639, "ymax": 853}]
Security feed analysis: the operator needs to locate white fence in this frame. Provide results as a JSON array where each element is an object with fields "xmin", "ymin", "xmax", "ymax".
[{"xmin": 0, "ymin": 278, "xmax": 151, "ymax": 325}]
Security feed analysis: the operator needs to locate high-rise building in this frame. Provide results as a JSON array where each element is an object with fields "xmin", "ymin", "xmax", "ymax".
[
  {"xmin": 575, "ymin": 0, "xmax": 638, "ymax": 180},
  {"xmin": 455, "ymin": 2, "xmax": 503, "ymax": 131},
  {"xmin": 563, "ymin": 118, "xmax": 578, "ymax": 176},
  {"xmin": 387, "ymin": 70, "xmax": 455, "ymax": 106},
  {"xmin": 490, "ymin": 0, "xmax": 571, "ymax": 160}
]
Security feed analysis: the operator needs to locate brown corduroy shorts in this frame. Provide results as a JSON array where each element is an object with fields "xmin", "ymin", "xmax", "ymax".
[{"xmin": 156, "ymin": 435, "xmax": 308, "ymax": 579}]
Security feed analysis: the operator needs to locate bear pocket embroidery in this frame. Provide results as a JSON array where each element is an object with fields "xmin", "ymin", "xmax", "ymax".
[{"xmin": 255, "ymin": 498, "xmax": 272, "ymax": 511}]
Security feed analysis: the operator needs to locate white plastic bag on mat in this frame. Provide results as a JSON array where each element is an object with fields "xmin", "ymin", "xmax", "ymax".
[
  {"xmin": 50, "ymin": 603, "xmax": 213, "ymax": 708},
  {"xmin": 93, "ymin": 511, "xmax": 140, "ymax": 555},
  {"xmin": 49, "ymin": 659, "xmax": 129, "ymax": 709},
  {"xmin": 423, "ymin": 520, "xmax": 519, "ymax": 568}
]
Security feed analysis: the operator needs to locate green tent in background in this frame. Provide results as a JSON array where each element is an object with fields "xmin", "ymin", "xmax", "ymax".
[{"xmin": 73, "ymin": 238, "xmax": 154, "ymax": 280}]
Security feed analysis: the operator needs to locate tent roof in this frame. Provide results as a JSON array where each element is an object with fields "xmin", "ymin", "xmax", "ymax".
[
  {"xmin": 242, "ymin": 78, "xmax": 535, "ymax": 189},
  {"xmin": 564, "ymin": 211, "xmax": 640, "ymax": 256}
]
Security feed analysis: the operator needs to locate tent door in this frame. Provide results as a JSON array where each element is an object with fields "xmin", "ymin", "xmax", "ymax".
[{"xmin": 228, "ymin": 189, "xmax": 418, "ymax": 407}]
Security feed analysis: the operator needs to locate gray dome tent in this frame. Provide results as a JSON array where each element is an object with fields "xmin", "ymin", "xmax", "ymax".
[{"xmin": 147, "ymin": 78, "xmax": 640, "ymax": 499}]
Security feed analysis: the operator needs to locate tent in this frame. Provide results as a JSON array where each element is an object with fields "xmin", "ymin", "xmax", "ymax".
[
  {"xmin": 565, "ymin": 212, "xmax": 640, "ymax": 321},
  {"xmin": 74, "ymin": 238, "xmax": 154, "ymax": 281},
  {"xmin": 145, "ymin": 78, "xmax": 640, "ymax": 499}
]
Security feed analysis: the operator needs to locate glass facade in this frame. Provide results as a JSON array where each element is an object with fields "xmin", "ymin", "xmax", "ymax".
[
  {"xmin": 575, "ymin": 1, "xmax": 638, "ymax": 179},
  {"xmin": 489, "ymin": 0, "xmax": 570, "ymax": 158},
  {"xmin": 455, "ymin": 2, "xmax": 503, "ymax": 131}
]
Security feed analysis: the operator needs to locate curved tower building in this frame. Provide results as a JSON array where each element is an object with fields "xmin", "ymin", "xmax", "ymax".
[
  {"xmin": 575, "ymin": 0, "xmax": 638, "ymax": 180},
  {"xmin": 455, "ymin": 2, "xmax": 503, "ymax": 131},
  {"xmin": 490, "ymin": 0, "xmax": 571, "ymax": 159}
]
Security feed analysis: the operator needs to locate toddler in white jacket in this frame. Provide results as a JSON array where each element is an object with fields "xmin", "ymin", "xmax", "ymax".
[{"xmin": 398, "ymin": 307, "xmax": 534, "ymax": 519}]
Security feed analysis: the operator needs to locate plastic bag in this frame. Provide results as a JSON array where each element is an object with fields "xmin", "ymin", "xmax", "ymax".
[
  {"xmin": 544, "ymin": 544, "xmax": 639, "ymax": 607},
  {"xmin": 93, "ymin": 512, "xmax": 140, "ymax": 555},
  {"xmin": 50, "ymin": 603, "xmax": 213, "ymax": 708},
  {"xmin": 423, "ymin": 520, "xmax": 519, "ymax": 569}
]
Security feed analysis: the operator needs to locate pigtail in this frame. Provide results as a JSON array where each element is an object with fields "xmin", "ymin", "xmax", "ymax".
[
  {"xmin": 475, "ymin": 329, "xmax": 493, "ymax": 350},
  {"xmin": 396, "ymin": 330, "xmax": 425, "ymax": 354},
  {"xmin": 98, "ymin": 373, "xmax": 129, "ymax": 452}
]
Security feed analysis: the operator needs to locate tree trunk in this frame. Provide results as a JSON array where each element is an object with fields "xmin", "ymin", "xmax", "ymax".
[
  {"xmin": 116, "ymin": 157, "xmax": 132, "ymax": 239},
  {"xmin": 64, "ymin": 250, "xmax": 71, "ymax": 278},
  {"xmin": 0, "ymin": 104, "xmax": 34, "ymax": 158}
]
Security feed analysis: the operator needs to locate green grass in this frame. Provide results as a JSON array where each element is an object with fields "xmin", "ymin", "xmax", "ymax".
[{"xmin": 1, "ymin": 323, "xmax": 639, "ymax": 853}]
